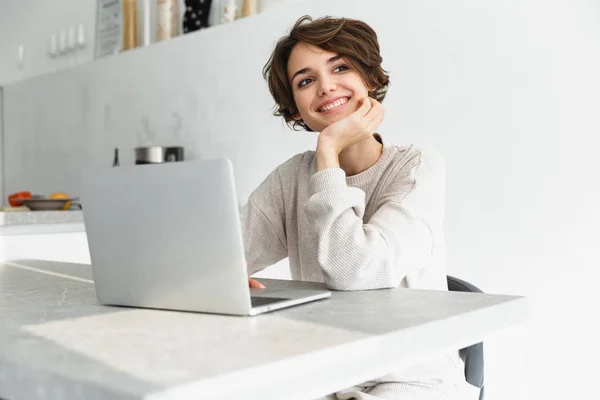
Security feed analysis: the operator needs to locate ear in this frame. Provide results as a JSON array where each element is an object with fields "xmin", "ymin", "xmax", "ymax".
[{"xmin": 291, "ymin": 111, "xmax": 302, "ymax": 121}]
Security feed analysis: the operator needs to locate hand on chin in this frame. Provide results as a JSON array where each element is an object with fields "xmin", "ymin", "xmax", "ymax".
[{"xmin": 317, "ymin": 97, "xmax": 385, "ymax": 154}]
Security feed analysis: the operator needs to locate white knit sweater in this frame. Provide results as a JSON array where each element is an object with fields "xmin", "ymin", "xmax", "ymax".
[{"xmin": 240, "ymin": 135, "xmax": 479, "ymax": 399}]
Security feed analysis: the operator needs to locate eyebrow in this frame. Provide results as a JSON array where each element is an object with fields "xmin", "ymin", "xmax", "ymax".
[{"xmin": 291, "ymin": 55, "xmax": 344, "ymax": 83}]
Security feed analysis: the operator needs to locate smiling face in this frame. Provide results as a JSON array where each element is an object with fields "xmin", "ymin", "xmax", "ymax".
[{"xmin": 287, "ymin": 42, "xmax": 371, "ymax": 132}]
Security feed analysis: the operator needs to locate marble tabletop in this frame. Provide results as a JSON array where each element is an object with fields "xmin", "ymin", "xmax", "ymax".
[{"xmin": 0, "ymin": 260, "xmax": 528, "ymax": 400}]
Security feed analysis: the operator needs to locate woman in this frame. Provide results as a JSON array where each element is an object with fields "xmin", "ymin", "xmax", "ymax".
[{"xmin": 241, "ymin": 15, "xmax": 478, "ymax": 400}]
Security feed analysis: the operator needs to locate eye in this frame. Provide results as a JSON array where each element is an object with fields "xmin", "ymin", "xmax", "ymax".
[
  {"xmin": 334, "ymin": 64, "xmax": 349, "ymax": 73},
  {"xmin": 298, "ymin": 78, "xmax": 313, "ymax": 88}
]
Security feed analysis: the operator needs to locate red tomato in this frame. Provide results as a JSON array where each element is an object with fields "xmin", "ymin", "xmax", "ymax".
[{"xmin": 8, "ymin": 191, "xmax": 32, "ymax": 207}]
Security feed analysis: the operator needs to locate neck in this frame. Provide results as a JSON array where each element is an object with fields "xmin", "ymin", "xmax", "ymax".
[{"xmin": 338, "ymin": 134, "xmax": 383, "ymax": 176}]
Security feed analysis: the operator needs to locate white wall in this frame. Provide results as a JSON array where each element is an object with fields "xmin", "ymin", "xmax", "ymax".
[
  {"xmin": 0, "ymin": 0, "xmax": 97, "ymax": 85},
  {"xmin": 2, "ymin": 0, "xmax": 600, "ymax": 399}
]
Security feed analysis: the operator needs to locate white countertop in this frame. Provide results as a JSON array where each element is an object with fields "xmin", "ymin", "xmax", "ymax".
[
  {"xmin": 0, "ymin": 259, "xmax": 528, "ymax": 400},
  {"xmin": 0, "ymin": 210, "xmax": 85, "ymax": 235},
  {"xmin": 0, "ymin": 209, "xmax": 84, "ymax": 226}
]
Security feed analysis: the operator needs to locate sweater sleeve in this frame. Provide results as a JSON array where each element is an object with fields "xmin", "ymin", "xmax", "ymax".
[
  {"xmin": 303, "ymin": 150, "xmax": 445, "ymax": 291},
  {"xmin": 239, "ymin": 168, "xmax": 288, "ymax": 276}
]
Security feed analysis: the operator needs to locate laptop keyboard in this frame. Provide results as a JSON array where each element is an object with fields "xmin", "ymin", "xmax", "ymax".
[{"xmin": 251, "ymin": 296, "xmax": 290, "ymax": 307}]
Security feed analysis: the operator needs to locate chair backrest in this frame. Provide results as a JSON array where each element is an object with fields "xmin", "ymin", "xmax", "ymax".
[{"xmin": 447, "ymin": 275, "xmax": 485, "ymax": 400}]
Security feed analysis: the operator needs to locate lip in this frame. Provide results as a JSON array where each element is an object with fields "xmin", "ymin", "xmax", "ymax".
[{"xmin": 315, "ymin": 96, "xmax": 351, "ymax": 112}]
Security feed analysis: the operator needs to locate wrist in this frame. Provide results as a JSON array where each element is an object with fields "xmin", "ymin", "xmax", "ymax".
[
  {"xmin": 315, "ymin": 142, "xmax": 340, "ymax": 172},
  {"xmin": 317, "ymin": 136, "xmax": 340, "ymax": 155}
]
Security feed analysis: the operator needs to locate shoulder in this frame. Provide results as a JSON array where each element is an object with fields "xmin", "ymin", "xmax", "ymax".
[
  {"xmin": 375, "ymin": 145, "xmax": 446, "ymax": 213},
  {"xmin": 252, "ymin": 150, "xmax": 314, "ymax": 196},
  {"xmin": 272, "ymin": 150, "xmax": 315, "ymax": 179},
  {"xmin": 387, "ymin": 144, "xmax": 446, "ymax": 180},
  {"xmin": 413, "ymin": 146, "xmax": 446, "ymax": 176}
]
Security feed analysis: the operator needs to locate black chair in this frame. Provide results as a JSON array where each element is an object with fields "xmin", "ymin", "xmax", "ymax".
[{"xmin": 447, "ymin": 275, "xmax": 485, "ymax": 400}]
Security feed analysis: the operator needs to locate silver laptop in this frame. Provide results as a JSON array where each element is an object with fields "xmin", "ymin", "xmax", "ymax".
[{"xmin": 80, "ymin": 158, "xmax": 330, "ymax": 316}]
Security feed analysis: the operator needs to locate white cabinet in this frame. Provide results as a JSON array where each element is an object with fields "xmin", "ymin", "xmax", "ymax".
[{"xmin": 1, "ymin": 230, "xmax": 90, "ymax": 264}]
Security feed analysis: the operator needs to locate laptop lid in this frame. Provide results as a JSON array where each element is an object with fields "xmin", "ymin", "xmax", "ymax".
[{"xmin": 80, "ymin": 159, "xmax": 253, "ymax": 315}]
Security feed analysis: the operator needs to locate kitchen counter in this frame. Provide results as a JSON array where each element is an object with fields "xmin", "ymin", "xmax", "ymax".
[
  {"xmin": 0, "ymin": 209, "xmax": 84, "ymax": 226},
  {"xmin": 0, "ymin": 210, "xmax": 85, "ymax": 235},
  {"xmin": 0, "ymin": 259, "xmax": 529, "ymax": 400}
]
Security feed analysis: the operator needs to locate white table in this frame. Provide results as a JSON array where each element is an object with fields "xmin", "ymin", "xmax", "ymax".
[{"xmin": 0, "ymin": 259, "xmax": 528, "ymax": 400}]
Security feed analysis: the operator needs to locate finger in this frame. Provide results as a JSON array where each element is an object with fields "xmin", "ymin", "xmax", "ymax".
[
  {"xmin": 249, "ymin": 278, "xmax": 264, "ymax": 288},
  {"xmin": 374, "ymin": 111, "xmax": 385, "ymax": 131},
  {"xmin": 353, "ymin": 97, "xmax": 371, "ymax": 117},
  {"xmin": 365, "ymin": 103, "xmax": 385, "ymax": 132},
  {"xmin": 248, "ymin": 277, "xmax": 265, "ymax": 289},
  {"xmin": 348, "ymin": 98, "xmax": 373, "ymax": 126},
  {"xmin": 366, "ymin": 109, "xmax": 385, "ymax": 134},
  {"xmin": 365, "ymin": 98, "xmax": 383, "ymax": 117}
]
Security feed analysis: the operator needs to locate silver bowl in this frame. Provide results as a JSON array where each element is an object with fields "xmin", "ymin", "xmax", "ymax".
[{"xmin": 21, "ymin": 198, "xmax": 78, "ymax": 211}]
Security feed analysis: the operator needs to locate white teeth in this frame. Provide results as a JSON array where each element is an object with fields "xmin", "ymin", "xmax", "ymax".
[{"xmin": 319, "ymin": 97, "xmax": 348, "ymax": 112}]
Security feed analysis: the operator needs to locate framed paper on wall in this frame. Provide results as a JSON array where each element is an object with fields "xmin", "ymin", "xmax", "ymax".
[{"xmin": 95, "ymin": 0, "xmax": 122, "ymax": 58}]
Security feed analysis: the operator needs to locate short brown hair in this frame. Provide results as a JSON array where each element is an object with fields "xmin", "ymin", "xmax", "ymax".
[{"xmin": 263, "ymin": 15, "xmax": 390, "ymax": 131}]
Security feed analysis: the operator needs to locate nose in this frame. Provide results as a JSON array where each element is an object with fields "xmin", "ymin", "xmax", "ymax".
[{"xmin": 318, "ymin": 76, "xmax": 337, "ymax": 96}]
